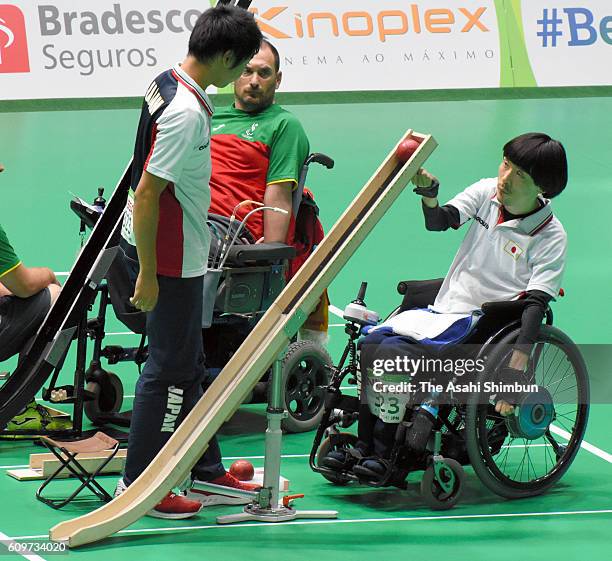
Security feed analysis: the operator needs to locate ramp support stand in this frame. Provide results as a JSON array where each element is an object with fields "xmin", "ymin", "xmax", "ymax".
[{"xmin": 198, "ymin": 349, "xmax": 338, "ymax": 524}]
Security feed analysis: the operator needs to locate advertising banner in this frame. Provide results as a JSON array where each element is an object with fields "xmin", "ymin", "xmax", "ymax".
[
  {"xmin": 0, "ymin": 1, "xmax": 609, "ymax": 101},
  {"xmin": 519, "ymin": 0, "xmax": 612, "ymax": 87}
]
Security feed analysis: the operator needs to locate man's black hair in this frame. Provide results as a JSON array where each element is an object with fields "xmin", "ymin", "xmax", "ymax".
[
  {"xmin": 189, "ymin": 5, "xmax": 263, "ymax": 68},
  {"xmin": 261, "ymin": 38, "xmax": 280, "ymax": 73},
  {"xmin": 504, "ymin": 133, "xmax": 568, "ymax": 198}
]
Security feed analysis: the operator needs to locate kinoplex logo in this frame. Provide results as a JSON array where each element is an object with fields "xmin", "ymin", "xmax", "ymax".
[
  {"xmin": 251, "ymin": 5, "xmax": 490, "ymax": 43},
  {"xmin": 0, "ymin": 5, "xmax": 30, "ymax": 73}
]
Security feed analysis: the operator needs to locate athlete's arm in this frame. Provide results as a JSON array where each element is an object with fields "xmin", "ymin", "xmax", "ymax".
[
  {"xmin": 0, "ymin": 265, "xmax": 59, "ymax": 299},
  {"xmin": 130, "ymin": 171, "xmax": 168, "ymax": 312},
  {"xmin": 495, "ymin": 290, "xmax": 554, "ymax": 416},
  {"xmin": 262, "ymin": 181, "xmax": 293, "ymax": 243}
]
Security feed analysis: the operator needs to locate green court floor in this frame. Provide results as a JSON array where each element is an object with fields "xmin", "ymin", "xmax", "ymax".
[{"xmin": 0, "ymin": 93, "xmax": 611, "ymax": 559}]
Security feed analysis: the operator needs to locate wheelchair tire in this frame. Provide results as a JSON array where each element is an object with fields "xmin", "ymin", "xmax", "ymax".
[
  {"xmin": 465, "ymin": 325, "xmax": 589, "ymax": 499},
  {"xmin": 84, "ymin": 372, "xmax": 124, "ymax": 425},
  {"xmin": 420, "ymin": 458, "xmax": 465, "ymax": 510},
  {"xmin": 316, "ymin": 433, "xmax": 358, "ymax": 486},
  {"xmin": 279, "ymin": 340, "xmax": 332, "ymax": 433}
]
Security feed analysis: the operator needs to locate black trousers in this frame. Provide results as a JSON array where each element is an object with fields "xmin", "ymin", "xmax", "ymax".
[{"xmin": 123, "ymin": 273, "xmax": 224, "ymax": 486}]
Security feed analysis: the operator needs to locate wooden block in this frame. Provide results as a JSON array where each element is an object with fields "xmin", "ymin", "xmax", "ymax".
[
  {"xmin": 250, "ymin": 468, "xmax": 289, "ymax": 492},
  {"xmin": 7, "ymin": 449, "xmax": 126, "ymax": 481}
]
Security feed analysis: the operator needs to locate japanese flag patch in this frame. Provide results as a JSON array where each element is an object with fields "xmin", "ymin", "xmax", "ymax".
[{"xmin": 504, "ymin": 240, "xmax": 523, "ymax": 260}]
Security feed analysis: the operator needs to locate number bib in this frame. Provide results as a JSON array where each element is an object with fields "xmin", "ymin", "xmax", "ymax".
[
  {"xmin": 364, "ymin": 369, "xmax": 413, "ymax": 423},
  {"xmin": 120, "ymin": 190, "xmax": 136, "ymax": 246}
]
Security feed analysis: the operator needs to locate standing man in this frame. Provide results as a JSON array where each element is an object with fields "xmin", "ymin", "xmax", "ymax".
[{"xmin": 117, "ymin": 6, "xmax": 263, "ymax": 519}]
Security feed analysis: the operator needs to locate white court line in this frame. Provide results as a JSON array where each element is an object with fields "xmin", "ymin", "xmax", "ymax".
[
  {"xmin": 122, "ymin": 387, "xmax": 358, "ymax": 398},
  {"xmin": 12, "ymin": 508, "xmax": 612, "ymax": 541},
  {"xmin": 0, "ymin": 531, "xmax": 47, "ymax": 561},
  {"xmin": 0, "ymin": 455, "xmax": 312, "ymax": 471},
  {"xmin": 329, "ymin": 304, "xmax": 344, "ymax": 319},
  {"xmin": 0, "ymin": 445, "xmax": 555, "ymax": 472},
  {"xmin": 550, "ymin": 424, "xmax": 612, "ymax": 464}
]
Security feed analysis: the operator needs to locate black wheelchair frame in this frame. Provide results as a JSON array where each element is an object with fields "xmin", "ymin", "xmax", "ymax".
[
  {"xmin": 29, "ymin": 153, "xmax": 336, "ymax": 439},
  {"xmin": 310, "ymin": 280, "xmax": 590, "ymax": 510}
]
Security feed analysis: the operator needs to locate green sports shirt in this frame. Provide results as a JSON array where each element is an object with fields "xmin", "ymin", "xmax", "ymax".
[
  {"xmin": 209, "ymin": 103, "xmax": 309, "ymax": 241},
  {"xmin": 0, "ymin": 224, "xmax": 20, "ymax": 278}
]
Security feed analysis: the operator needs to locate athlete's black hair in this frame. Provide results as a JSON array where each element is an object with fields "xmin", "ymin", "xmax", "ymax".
[
  {"xmin": 189, "ymin": 5, "xmax": 263, "ymax": 68},
  {"xmin": 503, "ymin": 133, "xmax": 568, "ymax": 198}
]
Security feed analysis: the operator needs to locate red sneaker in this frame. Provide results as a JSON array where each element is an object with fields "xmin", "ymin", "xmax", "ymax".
[
  {"xmin": 115, "ymin": 479, "xmax": 202, "ymax": 519},
  {"xmin": 186, "ymin": 472, "xmax": 261, "ymax": 506},
  {"xmin": 148, "ymin": 492, "xmax": 203, "ymax": 519}
]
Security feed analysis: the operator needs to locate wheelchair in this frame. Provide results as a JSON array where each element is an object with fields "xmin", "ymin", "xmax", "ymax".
[
  {"xmin": 57, "ymin": 153, "xmax": 334, "ymax": 435},
  {"xmin": 310, "ymin": 279, "xmax": 590, "ymax": 510}
]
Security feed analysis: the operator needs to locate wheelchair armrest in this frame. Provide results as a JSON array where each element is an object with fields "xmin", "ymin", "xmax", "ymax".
[
  {"xmin": 225, "ymin": 242, "xmax": 296, "ymax": 267},
  {"xmin": 397, "ymin": 278, "xmax": 445, "ymax": 311},
  {"xmin": 481, "ymin": 299, "xmax": 529, "ymax": 321}
]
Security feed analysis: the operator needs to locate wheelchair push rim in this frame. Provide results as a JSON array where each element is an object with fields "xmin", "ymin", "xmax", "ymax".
[{"xmin": 466, "ymin": 325, "xmax": 589, "ymax": 498}]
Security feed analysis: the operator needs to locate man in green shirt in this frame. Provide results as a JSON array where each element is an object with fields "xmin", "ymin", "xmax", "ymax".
[
  {"xmin": 0, "ymin": 163, "xmax": 60, "ymax": 362},
  {"xmin": 209, "ymin": 39, "xmax": 309, "ymax": 245},
  {"xmin": 0, "ymin": 163, "xmax": 68, "ymax": 434},
  {"xmin": 208, "ymin": 40, "xmax": 328, "ymax": 341}
]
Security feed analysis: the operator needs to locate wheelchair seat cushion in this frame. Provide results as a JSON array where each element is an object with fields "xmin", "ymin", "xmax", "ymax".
[{"xmin": 365, "ymin": 309, "xmax": 481, "ymax": 351}]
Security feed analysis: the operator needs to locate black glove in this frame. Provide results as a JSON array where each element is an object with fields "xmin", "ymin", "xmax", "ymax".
[{"xmin": 413, "ymin": 179, "xmax": 439, "ymax": 199}]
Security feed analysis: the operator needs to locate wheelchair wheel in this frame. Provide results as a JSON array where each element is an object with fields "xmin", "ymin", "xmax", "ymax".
[
  {"xmin": 420, "ymin": 458, "xmax": 465, "ymax": 510},
  {"xmin": 466, "ymin": 325, "xmax": 589, "ymax": 499},
  {"xmin": 84, "ymin": 372, "xmax": 124, "ymax": 425},
  {"xmin": 280, "ymin": 340, "xmax": 332, "ymax": 433},
  {"xmin": 316, "ymin": 433, "xmax": 358, "ymax": 486}
]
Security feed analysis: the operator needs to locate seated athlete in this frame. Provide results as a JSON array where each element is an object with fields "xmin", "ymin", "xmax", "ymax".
[
  {"xmin": 322, "ymin": 133, "xmax": 569, "ymax": 476},
  {"xmin": 0, "ymin": 163, "xmax": 69, "ymax": 433},
  {"xmin": 209, "ymin": 38, "xmax": 308, "ymax": 245},
  {"xmin": 209, "ymin": 38, "xmax": 328, "ymax": 340}
]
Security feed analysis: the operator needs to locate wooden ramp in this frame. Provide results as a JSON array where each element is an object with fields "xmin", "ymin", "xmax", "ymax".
[{"xmin": 50, "ymin": 129, "xmax": 437, "ymax": 547}]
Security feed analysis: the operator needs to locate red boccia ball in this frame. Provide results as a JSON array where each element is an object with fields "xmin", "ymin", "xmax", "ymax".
[
  {"xmin": 395, "ymin": 138, "xmax": 421, "ymax": 163},
  {"xmin": 229, "ymin": 459, "xmax": 255, "ymax": 481}
]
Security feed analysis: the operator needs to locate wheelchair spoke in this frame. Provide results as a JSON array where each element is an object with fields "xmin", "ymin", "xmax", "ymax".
[
  {"xmin": 538, "ymin": 343, "xmax": 556, "ymax": 387},
  {"xmin": 525, "ymin": 441, "xmax": 539, "ymax": 481},
  {"xmin": 513, "ymin": 443, "xmax": 529, "ymax": 481},
  {"xmin": 542, "ymin": 353, "xmax": 571, "ymax": 388},
  {"xmin": 500, "ymin": 437, "xmax": 515, "ymax": 473},
  {"xmin": 547, "ymin": 368, "xmax": 573, "ymax": 394}
]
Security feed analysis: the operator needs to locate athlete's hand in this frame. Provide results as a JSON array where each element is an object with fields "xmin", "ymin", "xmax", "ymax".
[
  {"xmin": 495, "ymin": 400, "xmax": 515, "ymax": 417},
  {"xmin": 131, "ymin": 272, "xmax": 158, "ymax": 312},
  {"xmin": 0, "ymin": 163, "xmax": 5, "ymax": 173},
  {"xmin": 412, "ymin": 168, "xmax": 439, "ymax": 198}
]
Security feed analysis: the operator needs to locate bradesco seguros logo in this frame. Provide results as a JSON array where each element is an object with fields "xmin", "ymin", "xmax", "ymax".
[
  {"xmin": 0, "ymin": 4, "xmax": 30, "ymax": 73},
  {"xmin": 251, "ymin": 5, "xmax": 489, "ymax": 42}
]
